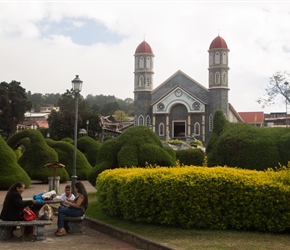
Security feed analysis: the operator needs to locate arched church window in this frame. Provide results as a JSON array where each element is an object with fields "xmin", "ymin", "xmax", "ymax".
[
  {"xmin": 146, "ymin": 57, "xmax": 150, "ymax": 69},
  {"xmin": 222, "ymin": 72, "xmax": 227, "ymax": 84},
  {"xmin": 135, "ymin": 57, "xmax": 138, "ymax": 68},
  {"xmin": 138, "ymin": 115, "xmax": 144, "ymax": 126},
  {"xmin": 139, "ymin": 75, "xmax": 144, "ymax": 86},
  {"xmin": 209, "ymin": 53, "xmax": 213, "ymax": 65},
  {"xmin": 209, "ymin": 114, "xmax": 213, "ymax": 131},
  {"xmin": 194, "ymin": 122, "xmax": 200, "ymax": 135},
  {"xmin": 222, "ymin": 52, "xmax": 227, "ymax": 64},
  {"xmin": 209, "ymin": 72, "xmax": 213, "ymax": 84},
  {"xmin": 159, "ymin": 123, "xmax": 164, "ymax": 136},
  {"xmin": 215, "ymin": 72, "xmax": 220, "ymax": 84},
  {"xmin": 215, "ymin": 52, "xmax": 220, "ymax": 64},
  {"xmin": 139, "ymin": 57, "xmax": 144, "ymax": 68},
  {"xmin": 146, "ymin": 76, "xmax": 150, "ymax": 86},
  {"xmin": 146, "ymin": 115, "xmax": 151, "ymax": 126}
]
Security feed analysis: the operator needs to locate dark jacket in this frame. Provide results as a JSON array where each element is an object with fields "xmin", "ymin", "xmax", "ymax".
[{"xmin": 0, "ymin": 191, "xmax": 33, "ymax": 221}]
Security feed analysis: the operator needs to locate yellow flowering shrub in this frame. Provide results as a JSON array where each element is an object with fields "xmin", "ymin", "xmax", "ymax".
[{"xmin": 96, "ymin": 165, "xmax": 290, "ymax": 232}]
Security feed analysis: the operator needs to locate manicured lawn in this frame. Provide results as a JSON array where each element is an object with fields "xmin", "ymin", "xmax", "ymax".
[{"xmin": 86, "ymin": 193, "xmax": 290, "ymax": 250}]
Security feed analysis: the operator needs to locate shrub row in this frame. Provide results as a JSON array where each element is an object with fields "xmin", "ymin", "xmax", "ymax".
[{"xmin": 96, "ymin": 166, "xmax": 290, "ymax": 232}]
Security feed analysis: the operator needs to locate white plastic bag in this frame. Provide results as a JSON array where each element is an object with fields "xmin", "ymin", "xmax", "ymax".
[{"xmin": 42, "ymin": 190, "xmax": 56, "ymax": 200}]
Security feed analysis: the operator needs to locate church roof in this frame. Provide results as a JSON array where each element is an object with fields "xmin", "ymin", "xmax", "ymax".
[
  {"xmin": 135, "ymin": 40, "xmax": 154, "ymax": 55},
  {"xmin": 209, "ymin": 35, "xmax": 228, "ymax": 49}
]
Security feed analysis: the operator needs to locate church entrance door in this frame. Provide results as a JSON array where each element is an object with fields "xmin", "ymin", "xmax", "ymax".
[{"xmin": 173, "ymin": 121, "xmax": 186, "ymax": 138}]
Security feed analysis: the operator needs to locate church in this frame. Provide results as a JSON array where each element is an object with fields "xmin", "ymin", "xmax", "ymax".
[{"xmin": 133, "ymin": 35, "xmax": 242, "ymax": 144}]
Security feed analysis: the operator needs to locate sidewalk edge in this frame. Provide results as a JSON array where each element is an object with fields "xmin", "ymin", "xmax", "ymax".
[{"xmin": 84, "ymin": 217, "xmax": 175, "ymax": 250}]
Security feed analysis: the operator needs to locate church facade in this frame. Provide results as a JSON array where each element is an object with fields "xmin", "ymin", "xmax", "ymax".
[{"xmin": 133, "ymin": 35, "xmax": 242, "ymax": 144}]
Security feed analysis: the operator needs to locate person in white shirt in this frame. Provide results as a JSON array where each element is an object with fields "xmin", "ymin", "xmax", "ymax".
[{"xmin": 59, "ymin": 185, "xmax": 75, "ymax": 207}]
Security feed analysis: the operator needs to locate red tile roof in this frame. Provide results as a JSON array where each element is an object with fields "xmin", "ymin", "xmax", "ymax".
[{"xmin": 238, "ymin": 112, "xmax": 264, "ymax": 123}]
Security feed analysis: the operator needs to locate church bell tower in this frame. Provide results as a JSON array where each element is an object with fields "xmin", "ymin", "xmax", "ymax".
[{"xmin": 133, "ymin": 40, "xmax": 154, "ymax": 126}]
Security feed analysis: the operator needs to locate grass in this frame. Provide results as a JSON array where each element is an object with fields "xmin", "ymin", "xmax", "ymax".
[{"xmin": 85, "ymin": 193, "xmax": 290, "ymax": 250}]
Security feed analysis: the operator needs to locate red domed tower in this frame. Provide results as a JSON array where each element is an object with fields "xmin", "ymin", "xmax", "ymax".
[
  {"xmin": 133, "ymin": 40, "xmax": 154, "ymax": 126},
  {"xmin": 208, "ymin": 35, "xmax": 230, "ymax": 118}
]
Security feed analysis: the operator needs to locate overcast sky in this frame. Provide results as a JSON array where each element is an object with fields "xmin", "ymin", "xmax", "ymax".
[{"xmin": 0, "ymin": 1, "xmax": 290, "ymax": 113}]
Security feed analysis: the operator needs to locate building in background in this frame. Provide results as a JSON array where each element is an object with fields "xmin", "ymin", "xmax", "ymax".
[
  {"xmin": 238, "ymin": 112, "xmax": 264, "ymax": 127},
  {"xmin": 133, "ymin": 36, "xmax": 243, "ymax": 143}
]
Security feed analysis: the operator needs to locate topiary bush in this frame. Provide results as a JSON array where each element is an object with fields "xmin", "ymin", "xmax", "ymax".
[
  {"xmin": 6, "ymin": 129, "xmax": 68, "ymax": 182},
  {"xmin": 61, "ymin": 137, "xmax": 73, "ymax": 143},
  {"xmin": 87, "ymin": 139, "xmax": 121, "ymax": 185},
  {"xmin": 176, "ymin": 148, "xmax": 205, "ymax": 166},
  {"xmin": 87, "ymin": 126, "xmax": 176, "ymax": 186},
  {"xmin": 45, "ymin": 139, "xmax": 92, "ymax": 180},
  {"xmin": 0, "ymin": 135, "xmax": 31, "ymax": 190},
  {"xmin": 206, "ymin": 110, "xmax": 288, "ymax": 170},
  {"xmin": 189, "ymin": 139, "xmax": 203, "ymax": 147},
  {"xmin": 77, "ymin": 136, "xmax": 101, "ymax": 166}
]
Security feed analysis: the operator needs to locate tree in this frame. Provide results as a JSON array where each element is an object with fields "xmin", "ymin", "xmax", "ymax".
[
  {"xmin": 0, "ymin": 81, "xmax": 32, "ymax": 139},
  {"xmin": 114, "ymin": 110, "xmax": 128, "ymax": 123},
  {"xmin": 257, "ymin": 71, "xmax": 290, "ymax": 108},
  {"xmin": 101, "ymin": 101, "xmax": 120, "ymax": 115},
  {"xmin": 47, "ymin": 90, "xmax": 98, "ymax": 140}
]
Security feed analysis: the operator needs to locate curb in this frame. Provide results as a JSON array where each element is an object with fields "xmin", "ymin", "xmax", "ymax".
[{"xmin": 84, "ymin": 217, "xmax": 175, "ymax": 250}]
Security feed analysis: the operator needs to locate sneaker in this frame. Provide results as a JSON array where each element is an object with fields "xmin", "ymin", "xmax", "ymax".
[{"xmin": 55, "ymin": 229, "xmax": 66, "ymax": 236}]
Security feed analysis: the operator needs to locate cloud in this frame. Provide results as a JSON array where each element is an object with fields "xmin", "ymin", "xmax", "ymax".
[{"xmin": 0, "ymin": 1, "xmax": 290, "ymax": 114}]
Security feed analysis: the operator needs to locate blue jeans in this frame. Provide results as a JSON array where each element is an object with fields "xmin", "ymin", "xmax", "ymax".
[{"xmin": 57, "ymin": 205, "xmax": 84, "ymax": 228}]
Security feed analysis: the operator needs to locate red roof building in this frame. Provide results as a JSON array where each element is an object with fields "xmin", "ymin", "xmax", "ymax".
[{"xmin": 238, "ymin": 112, "xmax": 264, "ymax": 127}]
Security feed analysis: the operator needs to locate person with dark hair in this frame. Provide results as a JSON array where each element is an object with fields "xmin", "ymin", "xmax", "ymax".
[
  {"xmin": 59, "ymin": 185, "xmax": 75, "ymax": 207},
  {"xmin": 0, "ymin": 182, "xmax": 36, "ymax": 221},
  {"xmin": 55, "ymin": 181, "xmax": 88, "ymax": 236},
  {"xmin": 0, "ymin": 182, "xmax": 38, "ymax": 237}
]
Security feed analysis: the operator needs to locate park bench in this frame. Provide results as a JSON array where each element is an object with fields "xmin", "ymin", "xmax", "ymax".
[
  {"xmin": 64, "ymin": 215, "xmax": 84, "ymax": 233},
  {"xmin": 0, "ymin": 219, "xmax": 52, "ymax": 240}
]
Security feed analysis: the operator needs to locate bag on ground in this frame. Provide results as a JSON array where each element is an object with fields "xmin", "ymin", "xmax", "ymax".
[{"xmin": 38, "ymin": 204, "xmax": 53, "ymax": 220}]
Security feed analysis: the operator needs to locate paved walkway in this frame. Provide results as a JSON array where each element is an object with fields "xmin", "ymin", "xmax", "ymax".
[{"xmin": 0, "ymin": 180, "xmax": 140, "ymax": 250}]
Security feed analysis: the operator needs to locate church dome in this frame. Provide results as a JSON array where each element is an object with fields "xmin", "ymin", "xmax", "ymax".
[
  {"xmin": 209, "ymin": 36, "xmax": 228, "ymax": 49},
  {"xmin": 135, "ymin": 41, "xmax": 154, "ymax": 55}
]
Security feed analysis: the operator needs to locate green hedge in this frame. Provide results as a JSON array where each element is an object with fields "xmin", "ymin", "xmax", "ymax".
[
  {"xmin": 0, "ymin": 135, "xmax": 31, "ymax": 189},
  {"xmin": 207, "ymin": 110, "xmax": 290, "ymax": 170},
  {"xmin": 6, "ymin": 129, "xmax": 68, "ymax": 182},
  {"xmin": 175, "ymin": 148, "xmax": 205, "ymax": 166},
  {"xmin": 88, "ymin": 126, "xmax": 176, "ymax": 186},
  {"xmin": 77, "ymin": 136, "xmax": 101, "ymax": 166},
  {"xmin": 96, "ymin": 166, "xmax": 290, "ymax": 233},
  {"xmin": 46, "ymin": 139, "xmax": 91, "ymax": 180}
]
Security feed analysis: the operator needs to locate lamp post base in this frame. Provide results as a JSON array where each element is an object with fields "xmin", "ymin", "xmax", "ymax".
[{"xmin": 71, "ymin": 175, "xmax": 78, "ymax": 195}]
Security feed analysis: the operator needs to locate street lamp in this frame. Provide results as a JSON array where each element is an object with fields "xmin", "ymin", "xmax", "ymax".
[
  {"xmin": 86, "ymin": 120, "xmax": 89, "ymax": 136},
  {"xmin": 285, "ymin": 81, "xmax": 289, "ymax": 127},
  {"xmin": 71, "ymin": 75, "xmax": 83, "ymax": 195}
]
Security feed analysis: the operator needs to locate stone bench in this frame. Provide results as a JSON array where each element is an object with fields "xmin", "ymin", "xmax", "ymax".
[
  {"xmin": 64, "ymin": 215, "xmax": 85, "ymax": 233},
  {"xmin": 0, "ymin": 219, "xmax": 52, "ymax": 240}
]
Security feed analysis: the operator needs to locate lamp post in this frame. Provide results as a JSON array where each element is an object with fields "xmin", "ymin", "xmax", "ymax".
[
  {"xmin": 71, "ymin": 75, "xmax": 83, "ymax": 195},
  {"xmin": 285, "ymin": 82, "xmax": 289, "ymax": 127},
  {"xmin": 86, "ymin": 120, "xmax": 89, "ymax": 136}
]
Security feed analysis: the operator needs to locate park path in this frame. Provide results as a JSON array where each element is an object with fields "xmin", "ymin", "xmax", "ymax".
[{"xmin": 0, "ymin": 180, "xmax": 140, "ymax": 250}]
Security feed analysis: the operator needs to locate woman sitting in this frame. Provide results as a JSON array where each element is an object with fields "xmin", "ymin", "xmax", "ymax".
[
  {"xmin": 55, "ymin": 181, "xmax": 88, "ymax": 236},
  {"xmin": 0, "ymin": 182, "xmax": 38, "ymax": 237}
]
